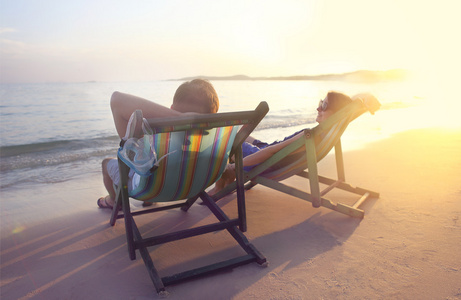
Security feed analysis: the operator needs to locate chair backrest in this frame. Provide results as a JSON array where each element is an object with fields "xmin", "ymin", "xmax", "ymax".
[
  {"xmin": 251, "ymin": 100, "xmax": 367, "ymax": 181},
  {"xmin": 130, "ymin": 126, "xmax": 238, "ymax": 201},
  {"xmin": 124, "ymin": 102, "xmax": 269, "ymax": 202}
]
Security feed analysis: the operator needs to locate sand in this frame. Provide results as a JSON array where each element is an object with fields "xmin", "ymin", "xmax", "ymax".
[{"xmin": 1, "ymin": 127, "xmax": 460, "ymax": 299}]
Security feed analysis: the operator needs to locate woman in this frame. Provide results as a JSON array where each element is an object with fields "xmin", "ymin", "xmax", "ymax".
[{"xmin": 208, "ymin": 91, "xmax": 354, "ymax": 195}]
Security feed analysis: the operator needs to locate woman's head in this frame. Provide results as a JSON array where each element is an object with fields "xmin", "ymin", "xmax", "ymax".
[
  {"xmin": 172, "ymin": 79, "xmax": 219, "ymax": 114},
  {"xmin": 316, "ymin": 91, "xmax": 352, "ymax": 123}
]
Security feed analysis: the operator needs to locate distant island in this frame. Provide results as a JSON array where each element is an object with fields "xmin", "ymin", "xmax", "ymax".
[{"xmin": 174, "ymin": 69, "xmax": 407, "ymax": 82}]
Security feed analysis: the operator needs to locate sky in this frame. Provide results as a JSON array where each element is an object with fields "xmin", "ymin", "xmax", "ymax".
[{"xmin": 1, "ymin": 0, "xmax": 460, "ymax": 83}]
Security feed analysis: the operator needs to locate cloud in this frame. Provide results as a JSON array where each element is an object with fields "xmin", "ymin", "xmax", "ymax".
[
  {"xmin": 0, "ymin": 27, "xmax": 17, "ymax": 34},
  {"xmin": 0, "ymin": 28, "xmax": 23, "ymax": 57},
  {"xmin": 0, "ymin": 38, "xmax": 26, "ymax": 57}
]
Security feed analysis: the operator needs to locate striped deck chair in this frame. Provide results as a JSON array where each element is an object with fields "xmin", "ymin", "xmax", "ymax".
[
  {"xmin": 109, "ymin": 102, "xmax": 269, "ymax": 295},
  {"xmin": 212, "ymin": 96, "xmax": 380, "ymax": 219}
]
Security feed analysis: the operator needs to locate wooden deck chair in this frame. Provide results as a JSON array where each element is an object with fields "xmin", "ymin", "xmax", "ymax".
[
  {"xmin": 212, "ymin": 96, "xmax": 381, "ymax": 219},
  {"xmin": 109, "ymin": 102, "xmax": 269, "ymax": 295}
]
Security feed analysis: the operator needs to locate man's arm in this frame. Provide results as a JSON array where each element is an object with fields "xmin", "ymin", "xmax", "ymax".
[{"xmin": 110, "ymin": 91, "xmax": 182, "ymax": 138}]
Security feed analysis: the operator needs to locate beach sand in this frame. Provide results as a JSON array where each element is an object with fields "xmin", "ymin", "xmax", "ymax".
[{"xmin": 1, "ymin": 127, "xmax": 460, "ymax": 299}]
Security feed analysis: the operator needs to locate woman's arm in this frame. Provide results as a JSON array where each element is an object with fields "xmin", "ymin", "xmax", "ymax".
[{"xmin": 242, "ymin": 131, "xmax": 304, "ymax": 167}]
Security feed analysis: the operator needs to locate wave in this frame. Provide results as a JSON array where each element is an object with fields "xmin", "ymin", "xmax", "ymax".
[
  {"xmin": 379, "ymin": 101, "xmax": 416, "ymax": 110},
  {"xmin": 259, "ymin": 119, "xmax": 317, "ymax": 130},
  {"xmin": 257, "ymin": 113, "xmax": 317, "ymax": 130},
  {"xmin": 0, "ymin": 136, "xmax": 118, "ymax": 157},
  {"xmin": 0, "ymin": 136, "xmax": 120, "ymax": 172},
  {"xmin": 1, "ymin": 121, "xmax": 311, "ymax": 189}
]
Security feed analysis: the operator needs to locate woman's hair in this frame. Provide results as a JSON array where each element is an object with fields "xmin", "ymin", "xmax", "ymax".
[
  {"xmin": 326, "ymin": 91, "xmax": 352, "ymax": 112},
  {"xmin": 172, "ymin": 79, "xmax": 219, "ymax": 113}
]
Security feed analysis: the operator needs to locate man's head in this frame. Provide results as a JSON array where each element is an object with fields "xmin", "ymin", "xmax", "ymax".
[
  {"xmin": 171, "ymin": 79, "xmax": 219, "ymax": 114},
  {"xmin": 316, "ymin": 91, "xmax": 352, "ymax": 123}
]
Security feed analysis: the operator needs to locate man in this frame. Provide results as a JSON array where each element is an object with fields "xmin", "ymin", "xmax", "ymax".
[{"xmin": 98, "ymin": 79, "xmax": 219, "ymax": 208}]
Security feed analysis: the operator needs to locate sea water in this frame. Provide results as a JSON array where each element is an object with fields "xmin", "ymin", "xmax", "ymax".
[{"xmin": 0, "ymin": 79, "xmax": 421, "ymax": 191}]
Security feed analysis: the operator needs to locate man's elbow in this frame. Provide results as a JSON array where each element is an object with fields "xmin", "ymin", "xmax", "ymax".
[
  {"xmin": 111, "ymin": 91, "xmax": 122, "ymax": 102},
  {"xmin": 110, "ymin": 91, "xmax": 123, "ymax": 111}
]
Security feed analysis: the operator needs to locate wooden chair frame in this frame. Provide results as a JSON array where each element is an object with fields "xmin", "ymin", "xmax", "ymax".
[
  {"xmin": 212, "ymin": 100, "xmax": 380, "ymax": 219},
  {"xmin": 109, "ymin": 102, "xmax": 269, "ymax": 295}
]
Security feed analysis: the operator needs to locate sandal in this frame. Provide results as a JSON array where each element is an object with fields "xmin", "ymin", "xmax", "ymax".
[{"xmin": 97, "ymin": 196, "xmax": 114, "ymax": 209}]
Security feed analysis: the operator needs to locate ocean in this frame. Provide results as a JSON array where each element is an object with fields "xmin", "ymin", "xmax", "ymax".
[{"xmin": 0, "ymin": 79, "xmax": 421, "ymax": 191}]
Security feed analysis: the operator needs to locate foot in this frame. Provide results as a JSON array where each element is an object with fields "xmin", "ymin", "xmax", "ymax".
[
  {"xmin": 142, "ymin": 201, "xmax": 153, "ymax": 207},
  {"xmin": 97, "ymin": 195, "xmax": 115, "ymax": 209},
  {"xmin": 208, "ymin": 164, "xmax": 236, "ymax": 197}
]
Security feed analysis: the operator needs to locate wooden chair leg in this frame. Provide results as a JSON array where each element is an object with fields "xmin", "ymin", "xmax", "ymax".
[
  {"xmin": 180, "ymin": 194, "xmax": 200, "ymax": 211},
  {"xmin": 304, "ymin": 137, "xmax": 321, "ymax": 208},
  {"xmin": 109, "ymin": 188, "xmax": 122, "ymax": 226}
]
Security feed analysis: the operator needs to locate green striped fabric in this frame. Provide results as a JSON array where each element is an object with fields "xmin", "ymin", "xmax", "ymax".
[{"xmin": 259, "ymin": 104, "xmax": 359, "ymax": 182}]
